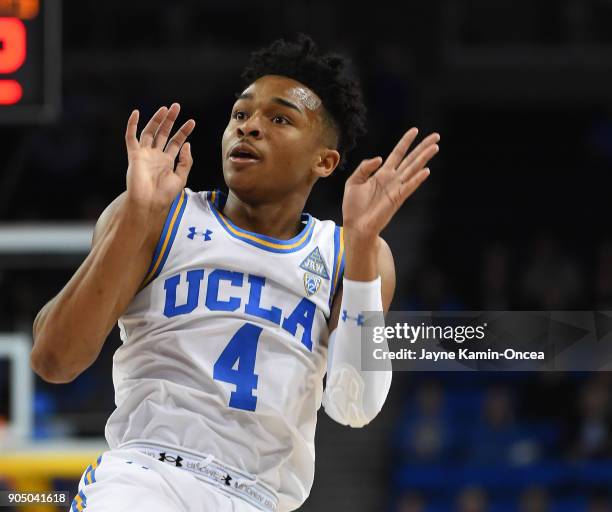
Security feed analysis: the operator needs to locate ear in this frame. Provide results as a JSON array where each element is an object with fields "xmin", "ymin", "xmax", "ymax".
[{"xmin": 312, "ymin": 148, "xmax": 340, "ymax": 179}]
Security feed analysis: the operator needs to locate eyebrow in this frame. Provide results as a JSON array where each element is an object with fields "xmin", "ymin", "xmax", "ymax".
[{"xmin": 235, "ymin": 92, "xmax": 303, "ymax": 114}]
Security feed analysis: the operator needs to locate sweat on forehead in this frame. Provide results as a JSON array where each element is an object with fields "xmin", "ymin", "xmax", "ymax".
[{"xmin": 243, "ymin": 76, "xmax": 323, "ymax": 112}]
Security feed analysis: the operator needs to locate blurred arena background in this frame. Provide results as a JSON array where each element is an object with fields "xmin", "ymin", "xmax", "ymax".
[{"xmin": 1, "ymin": 0, "xmax": 612, "ymax": 510}]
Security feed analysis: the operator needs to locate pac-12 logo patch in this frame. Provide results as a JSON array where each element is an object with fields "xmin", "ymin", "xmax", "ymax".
[
  {"xmin": 304, "ymin": 272, "xmax": 322, "ymax": 296},
  {"xmin": 299, "ymin": 246, "xmax": 330, "ymax": 280}
]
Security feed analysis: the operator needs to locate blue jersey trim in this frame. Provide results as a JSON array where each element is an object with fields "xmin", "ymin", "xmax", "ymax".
[
  {"xmin": 207, "ymin": 190, "xmax": 314, "ymax": 254},
  {"xmin": 71, "ymin": 489, "xmax": 88, "ymax": 511},
  {"xmin": 141, "ymin": 189, "xmax": 188, "ymax": 288},
  {"xmin": 83, "ymin": 453, "xmax": 102, "ymax": 486},
  {"xmin": 329, "ymin": 225, "xmax": 345, "ymax": 307}
]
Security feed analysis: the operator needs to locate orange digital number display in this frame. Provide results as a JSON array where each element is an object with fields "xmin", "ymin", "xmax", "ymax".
[
  {"xmin": 0, "ymin": 17, "xmax": 26, "ymax": 104},
  {"xmin": 0, "ymin": 0, "xmax": 60, "ymax": 123}
]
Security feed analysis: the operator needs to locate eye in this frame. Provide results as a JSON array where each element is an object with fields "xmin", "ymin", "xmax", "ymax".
[
  {"xmin": 232, "ymin": 111, "xmax": 248, "ymax": 121},
  {"xmin": 272, "ymin": 115, "xmax": 290, "ymax": 125}
]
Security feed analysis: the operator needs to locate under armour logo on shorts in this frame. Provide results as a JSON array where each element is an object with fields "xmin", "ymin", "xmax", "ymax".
[{"xmin": 158, "ymin": 452, "xmax": 183, "ymax": 467}]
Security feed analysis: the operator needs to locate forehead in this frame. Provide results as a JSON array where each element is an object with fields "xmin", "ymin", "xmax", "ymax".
[{"xmin": 238, "ymin": 75, "xmax": 322, "ymax": 113}]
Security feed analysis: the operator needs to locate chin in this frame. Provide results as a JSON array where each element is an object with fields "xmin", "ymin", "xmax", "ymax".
[{"xmin": 222, "ymin": 166, "xmax": 263, "ymax": 198}]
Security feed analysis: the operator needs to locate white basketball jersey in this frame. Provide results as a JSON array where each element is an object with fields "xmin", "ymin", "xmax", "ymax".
[{"xmin": 105, "ymin": 188, "xmax": 345, "ymax": 511}]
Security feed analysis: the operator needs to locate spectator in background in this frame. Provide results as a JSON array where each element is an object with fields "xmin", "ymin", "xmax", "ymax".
[
  {"xmin": 456, "ymin": 486, "xmax": 488, "ymax": 512},
  {"xmin": 396, "ymin": 491, "xmax": 425, "ymax": 512},
  {"xmin": 521, "ymin": 234, "xmax": 584, "ymax": 309},
  {"xmin": 467, "ymin": 386, "xmax": 542, "ymax": 466},
  {"xmin": 519, "ymin": 486, "xmax": 550, "ymax": 512},
  {"xmin": 566, "ymin": 375, "xmax": 612, "ymax": 459},
  {"xmin": 396, "ymin": 380, "xmax": 454, "ymax": 464},
  {"xmin": 588, "ymin": 491, "xmax": 612, "ymax": 512}
]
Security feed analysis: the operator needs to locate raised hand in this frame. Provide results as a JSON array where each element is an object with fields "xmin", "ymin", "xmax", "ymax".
[
  {"xmin": 124, "ymin": 103, "xmax": 196, "ymax": 212},
  {"xmin": 342, "ymin": 128, "xmax": 439, "ymax": 238}
]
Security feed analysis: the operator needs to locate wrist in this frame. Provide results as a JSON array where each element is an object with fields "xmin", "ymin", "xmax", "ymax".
[
  {"xmin": 117, "ymin": 196, "xmax": 168, "ymax": 245},
  {"xmin": 124, "ymin": 192, "xmax": 168, "ymax": 218},
  {"xmin": 343, "ymin": 230, "xmax": 380, "ymax": 281},
  {"xmin": 342, "ymin": 224, "xmax": 378, "ymax": 245}
]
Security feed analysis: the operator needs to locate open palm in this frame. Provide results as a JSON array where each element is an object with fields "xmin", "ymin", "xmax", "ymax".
[
  {"xmin": 342, "ymin": 128, "xmax": 440, "ymax": 236},
  {"xmin": 125, "ymin": 103, "xmax": 196, "ymax": 212}
]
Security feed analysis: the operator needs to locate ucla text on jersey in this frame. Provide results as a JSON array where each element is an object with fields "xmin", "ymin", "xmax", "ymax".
[{"xmin": 163, "ymin": 269, "xmax": 317, "ymax": 350}]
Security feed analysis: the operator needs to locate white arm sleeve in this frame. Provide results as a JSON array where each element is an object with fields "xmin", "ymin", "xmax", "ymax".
[{"xmin": 322, "ymin": 276, "xmax": 392, "ymax": 428}]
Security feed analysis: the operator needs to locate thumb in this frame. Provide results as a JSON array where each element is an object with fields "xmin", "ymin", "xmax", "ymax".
[
  {"xmin": 175, "ymin": 142, "xmax": 193, "ymax": 183},
  {"xmin": 346, "ymin": 157, "xmax": 382, "ymax": 185}
]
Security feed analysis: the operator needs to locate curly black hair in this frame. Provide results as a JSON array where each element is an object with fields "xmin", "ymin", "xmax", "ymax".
[{"xmin": 241, "ymin": 34, "xmax": 367, "ymax": 169}]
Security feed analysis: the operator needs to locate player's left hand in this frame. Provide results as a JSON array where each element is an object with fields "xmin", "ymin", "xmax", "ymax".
[{"xmin": 342, "ymin": 128, "xmax": 440, "ymax": 239}]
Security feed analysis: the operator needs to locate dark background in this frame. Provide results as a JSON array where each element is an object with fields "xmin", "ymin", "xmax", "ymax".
[{"xmin": 1, "ymin": 1, "xmax": 612, "ymax": 511}]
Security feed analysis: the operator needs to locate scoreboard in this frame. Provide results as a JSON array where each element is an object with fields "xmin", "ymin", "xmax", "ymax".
[{"xmin": 0, "ymin": 0, "xmax": 61, "ymax": 123}]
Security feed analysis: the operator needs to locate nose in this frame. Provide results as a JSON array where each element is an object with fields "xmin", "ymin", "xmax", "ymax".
[{"xmin": 237, "ymin": 114, "xmax": 262, "ymax": 139}]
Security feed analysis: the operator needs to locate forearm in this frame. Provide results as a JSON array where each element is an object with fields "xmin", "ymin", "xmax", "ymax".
[
  {"xmin": 323, "ymin": 276, "xmax": 392, "ymax": 427},
  {"xmin": 31, "ymin": 202, "xmax": 158, "ymax": 382}
]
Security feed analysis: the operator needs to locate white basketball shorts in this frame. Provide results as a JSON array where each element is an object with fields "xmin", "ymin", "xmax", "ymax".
[{"xmin": 69, "ymin": 448, "xmax": 268, "ymax": 512}]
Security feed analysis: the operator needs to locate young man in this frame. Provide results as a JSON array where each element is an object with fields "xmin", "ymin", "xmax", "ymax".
[{"xmin": 31, "ymin": 36, "xmax": 439, "ymax": 511}]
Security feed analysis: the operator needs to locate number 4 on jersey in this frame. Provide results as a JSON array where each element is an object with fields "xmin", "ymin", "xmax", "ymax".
[{"xmin": 213, "ymin": 323, "xmax": 262, "ymax": 411}]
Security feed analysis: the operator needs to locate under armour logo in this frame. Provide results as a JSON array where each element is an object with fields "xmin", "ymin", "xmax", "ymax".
[
  {"xmin": 342, "ymin": 310, "xmax": 365, "ymax": 326},
  {"xmin": 223, "ymin": 474, "xmax": 232, "ymax": 486},
  {"xmin": 187, "ymin": 227, "xmax": 213, "ymax": 241},
  {"xmin": 159, "ymin": 452, "xmax": 183, "ymax": 467}
]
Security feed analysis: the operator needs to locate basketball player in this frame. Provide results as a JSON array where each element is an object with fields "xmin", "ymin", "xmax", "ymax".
[{"xmin": 30, "ymin": 36, "xmax": 439, "ymax": 511}]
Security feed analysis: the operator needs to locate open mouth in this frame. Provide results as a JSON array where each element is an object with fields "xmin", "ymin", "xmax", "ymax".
[{"xmin": 229, "ymin": 145, "xmax": 261, "ymax": 163}]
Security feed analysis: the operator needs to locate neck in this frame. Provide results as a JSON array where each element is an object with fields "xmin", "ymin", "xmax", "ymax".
[{"xmin": 221, "ymin": 189, "xmax": 309, "ymax": 240}]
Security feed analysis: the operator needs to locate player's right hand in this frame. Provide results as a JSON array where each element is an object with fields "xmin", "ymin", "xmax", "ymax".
[{"xmin": 124, "ymin": 103, "xmax": 195, "ymax": 213}]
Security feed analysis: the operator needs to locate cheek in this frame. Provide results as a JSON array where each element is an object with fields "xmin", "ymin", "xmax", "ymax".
[
  {"xmin": 269, "ymin": 142, "xmax": 304, "ymax": 170},
  {"xmin": 221, "ymin": 123, "xmax": 233, "ymax": 146},
  {"xmin": 269, "ymin": 141, "xmax": 317, "ymax": 180},
  {"xmin": 275, "ymin": 131, "xmax": 313, "ymax": 159}
]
